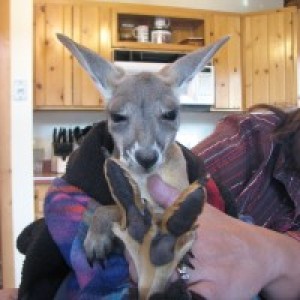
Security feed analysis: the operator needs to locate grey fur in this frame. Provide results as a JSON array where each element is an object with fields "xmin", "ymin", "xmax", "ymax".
[
  {"xmin": 58, "ymin": 34, "xmax": 229, "ymax": 298},
  {"xmin": 57, "ymin": 33, "xmax": 229, "ymax": 176}
]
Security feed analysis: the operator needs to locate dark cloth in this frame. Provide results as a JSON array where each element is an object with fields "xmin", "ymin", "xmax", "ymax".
[
  {"xmin": 192, "ymin": 113, "xmax": 300, "ymax": 240},
  {"xmin": 63, "ymin": 121, "xmax": 114, "ymax": 205},
  {"xmin": 17, "ymin": 218, "xmax": 69, "ymax": 300}
]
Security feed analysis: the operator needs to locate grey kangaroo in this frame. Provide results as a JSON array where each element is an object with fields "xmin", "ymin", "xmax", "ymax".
[{"xmin": 58, "ymin": 34, "xmax": 229, "ymax": 299}]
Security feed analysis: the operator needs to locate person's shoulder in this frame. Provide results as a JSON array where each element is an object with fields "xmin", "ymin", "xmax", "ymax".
[
  {"xmin": 192, "ymin": 112, "xmax": 280, "ymax": 157},
  {"xmin": 220, "ymin": 112, "xmax": 281, "ymax": 135}
]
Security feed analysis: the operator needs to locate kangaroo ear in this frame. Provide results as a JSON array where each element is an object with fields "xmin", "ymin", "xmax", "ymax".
[
  {"xmin": 161, "ymin": 181, "xmax": 205, "ymax": 237},
  {"xmin": 57, "ymin": 33, "xmax": 124, "ymax": 100},
  {"xmin": 159, "ymin": 36, "xmax": 230, "ymax": 95}
]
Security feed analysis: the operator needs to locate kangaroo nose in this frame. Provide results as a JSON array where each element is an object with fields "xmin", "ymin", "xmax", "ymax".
[{"xmin": 135, "ymin": 149, "xmax": 158, "ymax": 170}]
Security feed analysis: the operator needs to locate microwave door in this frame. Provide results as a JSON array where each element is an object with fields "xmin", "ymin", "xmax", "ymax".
[
  {"xmin": 180, "ymin": 69, "xmax": 215, "ymax": 106},
  {"xmin": 114, "ymin": 61, "xmax": 168, "ymax": 74}
]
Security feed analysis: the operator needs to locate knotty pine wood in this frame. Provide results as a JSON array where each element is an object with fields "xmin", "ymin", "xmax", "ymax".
[
  {"xmin": 243, "ymin": 8, "xmax": 297, "ymax": 108},
  {"xmin": 210, "ymin": 13, "xmax": 242, "ymax": 110},
  {"xmin": 34, "ymin": 184, "xmax": 50, "ymax": 219},
  {"xmin": 0, "ymin": 0, "xmax": 15, "ymax": 287},
  {"xmin": 34, "ymin": 4, "xmax": 73, "ymax": 107},
  {"xmin": 33, "ymin": 3, "xmax": 298, "ymax": 110},
  {"xmin": 73, "ymin": 4, "xmax": 104, "ymax": 107}
]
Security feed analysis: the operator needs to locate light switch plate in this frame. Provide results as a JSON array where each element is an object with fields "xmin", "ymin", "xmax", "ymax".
[{"xmin": 13, "ymin": 79, "xmax": 28, "ymax": 101}]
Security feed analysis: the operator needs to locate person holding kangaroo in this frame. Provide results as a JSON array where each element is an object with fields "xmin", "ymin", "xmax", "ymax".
[
  {"xmin": 17, "ymin": 34, "xmax": 300, "ymax": 300},
  {"xmin": 139, "ymin": 104, "xmax": 300, "ymax": 300}
]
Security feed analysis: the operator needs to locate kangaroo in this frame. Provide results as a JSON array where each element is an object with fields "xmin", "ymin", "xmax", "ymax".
[{"xmin": 58, "ymin": 34, "xmax": 229, "ymax": 299}]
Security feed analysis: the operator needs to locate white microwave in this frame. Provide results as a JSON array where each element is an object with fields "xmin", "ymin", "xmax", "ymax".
[{"xmin": 113, "ymin": 49, "xmax": 215, "ymax": 107}]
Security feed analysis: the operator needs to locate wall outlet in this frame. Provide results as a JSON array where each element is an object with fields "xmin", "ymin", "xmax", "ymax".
[{"xmin": 13, "ymin": 79, "xmax": 28, "ymax": 101}]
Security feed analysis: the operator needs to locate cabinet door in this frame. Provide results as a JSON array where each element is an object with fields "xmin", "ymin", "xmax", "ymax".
[
  {"xmin": 243, "ymin": 8, "xmax": 297, "ymax": 108},
  {"xmin": 34, "ymin": 183, "xmax": 50, "ymax": 219},
  {"xmin": 34, "ymin": 4, "xmax": 73, "ymax": 107},
  {"xmin": 72, "ymin": 4, "xmax": 109, "ymax": 108},
  {"xmin": 210, "ymin": 13, "xmax": 242, "ymax": 110}
]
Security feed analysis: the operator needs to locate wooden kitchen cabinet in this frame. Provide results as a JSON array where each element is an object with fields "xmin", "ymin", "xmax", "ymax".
[
  {"xmin": 111, "ymin": 4, "xmax": 211, "ymax": 52},
  {"xmin": 34, "ymin": 183, "xmax": 50, "ymax": 219},
  {"xmin": 209, "ymin": 13, "xmax": 242, "ymax": 110},
  {"xmin": 72, "ymin": 4, "xmax": 111, "ymax": 107},
  {"xmin": 34, "ymin": 2, "xmax": 299, "ymax": 111},
  {"xmin": 243, "ymin": 7, "xmax": 298, "ymax": 108},
  {"xmin": 34, "ymin": 4, "xmax": 73, "ymax": 108},
  {"xmin": 34, "ymin": 2, "xmax": 215, "ymax": 109},
  {"xmin": 34, "ymin": 3, "xmax": 110, "ymax": 109}
]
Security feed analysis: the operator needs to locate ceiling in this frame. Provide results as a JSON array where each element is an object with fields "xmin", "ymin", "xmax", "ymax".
[{"xmin": 100, "ymin": 0, "xmax": 284, "ymax": 12}]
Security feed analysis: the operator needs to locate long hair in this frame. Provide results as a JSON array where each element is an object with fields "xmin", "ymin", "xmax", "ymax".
[{"xmin": 249, "ymin": 104, "xmax": 300, "ymax": 171}]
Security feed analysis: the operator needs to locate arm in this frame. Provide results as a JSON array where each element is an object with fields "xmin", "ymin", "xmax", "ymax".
[
  {"xmin": 146, "ymin": 175, "xmax": 300, "ymax": 300},
  {"xmin": 188, "ymin": 204, "xmax": 300, "ymax": 300}
]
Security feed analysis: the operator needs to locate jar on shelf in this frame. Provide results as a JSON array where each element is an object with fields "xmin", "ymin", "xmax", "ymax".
[
  {"xmin": 151, "ymin": 16, "xmax": 172, "ymax": 44},
  {"xmin": 119, "ymin": 23, "xmax": 136, "ymax": 41}
]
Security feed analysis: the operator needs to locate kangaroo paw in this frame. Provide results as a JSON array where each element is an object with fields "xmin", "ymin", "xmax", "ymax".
[{"xmin": 83, "ymin": 204, "xmax": 121, "ymax": 262}]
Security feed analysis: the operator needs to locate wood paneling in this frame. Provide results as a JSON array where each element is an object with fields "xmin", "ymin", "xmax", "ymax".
[
  {"xmin": 0, "ymin": 0, "xmax": 14, "ymax": 288},
  {"xmin": 243, "ymin": 8, "xmax": 297, "ymax": 108},
  {"xmin": 252, "ymin": 15, "xmax": 269, "ymax": 104},
  {"xmin": 34, "ymin": 3, "xmax": 108, "ymax": 109},
  {"xmin": 34, "ymin": 3, "xmax": 298, "ymax": 110},
  {"xmin": 73, "ymin": 5, "xmax": 104, "ymax": 107},
  {"xmin": 34, "ymin": 184, "xmax": 50, "ymax": 219},
  {"xmin": 210, "ymin": 13, "xmax": 242, "ymax": 110},
  {"xmin": 34, "ymin": 4, "xmax": 73, "ymax": 107}
]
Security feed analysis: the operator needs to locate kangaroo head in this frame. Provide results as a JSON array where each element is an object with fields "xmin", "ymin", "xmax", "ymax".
[{"xmin": 57, "ymin": 34, "xmax": 229, "ymax": 174}]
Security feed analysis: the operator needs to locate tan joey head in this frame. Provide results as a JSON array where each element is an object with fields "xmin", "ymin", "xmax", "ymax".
[{"xmin": 57, "ymin": 34, "xmax": 229, "ymax": 299}]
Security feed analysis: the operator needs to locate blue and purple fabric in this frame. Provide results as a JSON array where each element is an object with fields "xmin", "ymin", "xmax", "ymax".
[{"xmin": 44, "ymin": 177, "xmax": 130, "ymax": 300}]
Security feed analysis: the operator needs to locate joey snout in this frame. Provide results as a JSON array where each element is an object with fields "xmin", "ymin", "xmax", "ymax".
[{"xmin": 135, "ymin": 148, "xmax": 159, "ymax": 171}]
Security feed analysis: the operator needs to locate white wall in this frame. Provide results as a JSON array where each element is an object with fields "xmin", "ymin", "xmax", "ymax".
[
  {"xmin": 33, "ymin": 110, "xmax": 228, "ymax": 159},
  {"xmin": 11, "ymin": 0, "xmax": 33, "ymax": 286},
  {"xmin": 100, "ymin": 0, "xmax": 284, "ymax": 12}
]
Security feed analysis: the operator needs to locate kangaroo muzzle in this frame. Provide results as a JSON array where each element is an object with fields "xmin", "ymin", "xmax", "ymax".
[{"xmin": 135, "ymin": 148, "xmax": 159, "ymax": 171}]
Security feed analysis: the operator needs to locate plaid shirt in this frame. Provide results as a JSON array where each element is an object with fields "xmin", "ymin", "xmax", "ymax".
[{"xmin": 192, "ymin": 113, "xmax": 300, "ymax": 241}]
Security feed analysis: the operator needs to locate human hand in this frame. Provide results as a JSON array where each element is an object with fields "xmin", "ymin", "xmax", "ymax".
[{"xmin": 147, "ymin": 175, "xmax": 300, "ymax": 300}]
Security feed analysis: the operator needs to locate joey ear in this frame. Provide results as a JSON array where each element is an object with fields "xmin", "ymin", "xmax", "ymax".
[
  {"xmin": 159, "ymin": 36, "xmax": 230, "ymax": 94},
  {"xmin": 162, "ymin": 181, "xmax": 205, "ymax": 237},
  {"xmin": 57, "ymin": 33, "xmax": 124, "ymax": 100},
  {"xmin": 104, "ymin": 158, "xmax": 151, "ymax": 242}
]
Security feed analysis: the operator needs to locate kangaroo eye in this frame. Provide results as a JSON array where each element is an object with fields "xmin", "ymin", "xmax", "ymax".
[
  {"xmin": 161, "ymin": 109, "xmax": 178, "ymax": 121},
  {"xmin": 110, "ymin": 113, "xmax": 128, "ymax": 123}
]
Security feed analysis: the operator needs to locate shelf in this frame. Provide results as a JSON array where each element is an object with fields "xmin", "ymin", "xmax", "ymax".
[
  {"xmin": 112, "ymin": 11, "xmax": 206, "ymax": 51},
  {"xmin": 113, "ymin": 41, "xmax": 200, "ymax": 52}
]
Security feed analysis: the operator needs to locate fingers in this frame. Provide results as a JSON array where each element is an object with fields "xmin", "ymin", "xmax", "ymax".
[
  {"xmin": 162, "ymin": 181, "xmax": 205, "ymax": 237},
  {"xmin": 147, "ymin": 174, "xmax": 180, "ymax": 208}
]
